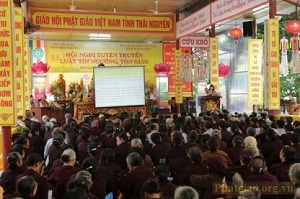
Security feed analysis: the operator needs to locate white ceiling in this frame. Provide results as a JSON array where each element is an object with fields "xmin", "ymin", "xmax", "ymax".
[{"xmin": 27, "ymin": 0, "xmax": 297, "ymax": 42}]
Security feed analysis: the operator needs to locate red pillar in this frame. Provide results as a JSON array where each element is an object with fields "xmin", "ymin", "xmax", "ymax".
[
  {"xmin": 2, "ymin": 127, "xmax": 12, "ymax": 170},
  {"xmin": 269, "ymin": 0, "xmax": 276, "ymax": 19}
]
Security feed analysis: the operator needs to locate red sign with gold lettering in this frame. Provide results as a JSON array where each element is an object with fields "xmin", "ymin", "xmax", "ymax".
[{"xmin": 163, "ymin": 43, "xmax": 192, "ymax": 97}]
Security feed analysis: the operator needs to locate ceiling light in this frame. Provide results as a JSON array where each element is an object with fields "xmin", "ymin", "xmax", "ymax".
[
  {"xmin": 89, "ymin": 37, "xmax": 111, "ymax": 40},
  {"xmin": 89, "ymin": 33, "xmax": 111, "ymax": 38},
  {"xmin": 253, "ymin": 4, "xmax": 269, "ymax": 15}
]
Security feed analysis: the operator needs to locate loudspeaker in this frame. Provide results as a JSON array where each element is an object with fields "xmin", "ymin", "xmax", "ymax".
[
  {"xmin": 188, "ymin": 101, "xmax": 196, "ymax": 114},
  {"xmin": 243, "ymin": 21, "xmax": 253, "ymax": 37}
]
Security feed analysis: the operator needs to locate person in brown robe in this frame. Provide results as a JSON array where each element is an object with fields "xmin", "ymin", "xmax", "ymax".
[
  {"xmin": 190, "ymin": 157, "xmax": 226, "ymax": 199},
  {"xmin": 202, "ymin": 136, "xmax": 232, "ymax": 169},
  {"xmin": 261, "ymin": 128, "xmax": 284, "ymax": 170},
  {"xmin": 81, "ymin": 157, "xmax": 109, "ymax": 199},
  {"xmin": 119, "ymin": 152, "xmax": 155, "ymax": 199},
  {"xmin": 226, "ymin": 136, "xmax": 244, "ymax": 166},
  {"xmin": 246, "ymin": 156, "xmax": 278, "ymax": 199},
  {"xmin": 16, "ymin": 153, "xmax": 48, "ymax": 199},
  {"xmin": 48, "ymin": 149, "xmax": 80, "ymax": 199},
  {"xmin": 150, "ymin": 132, "xmax": 171, "ymax": 165},
  {"xmin": 180, "ymin": 146, "xmax": 209, "ymax": 185},
  {"xmin": 0, "ymin": 152, "xmax": 25, "ymax": 199},
  {"xmin": 155, "ymin": 164, "xmax": 176, "ymax": 199},
  {"xmin": 115, "ymin": 132, "xmax": 131, "ymax": 170}
]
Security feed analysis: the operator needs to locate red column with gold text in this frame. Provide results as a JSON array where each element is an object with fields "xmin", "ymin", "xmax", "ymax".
[{"xmin": 0, "ymin": 0, "xmax": 17, "ymax": 170}]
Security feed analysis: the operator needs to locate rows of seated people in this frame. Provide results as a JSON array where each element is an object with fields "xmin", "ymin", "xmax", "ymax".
[{"xmin": 1, "ymin": 110, "xmax": 300, "ymax": 199}]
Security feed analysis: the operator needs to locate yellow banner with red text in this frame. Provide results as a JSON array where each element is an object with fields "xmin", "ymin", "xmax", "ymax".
[
  {"xmin": 30, "ymin": 9, "xmax": 175, "ymax": 33},
  {"xmin": 248, "ymin": 39, "xmax": 263, "ymax": 105},
  {"xmin": 267, "ymin": 19, "xmax": 280, "ymax": 110},
  {"xmin": 0, "ymin": 0, "xmax": 16, "ymax": 126},
  {"xmin": 210, "ymin": 38, "xmax": 219, "ymax": 91},
  {"xmin": 175, "ymin": 50, "xmax": 183, "ymax": 104},
  {"xmin": 44, "ymin": 41, "xmax": 162, "ymax": 87},
  {"xmin": 15, "ymin": 7, "xmax": 25, "ymax": 116},
  {"xmin": 24, "ymin": 35, "xmax": 31, "ymax": 111}
]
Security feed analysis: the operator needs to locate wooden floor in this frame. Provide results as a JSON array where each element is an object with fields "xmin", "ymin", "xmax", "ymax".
[{"xmin": 0, "ymin": 186, "xmax": 3, "ymax": 198}]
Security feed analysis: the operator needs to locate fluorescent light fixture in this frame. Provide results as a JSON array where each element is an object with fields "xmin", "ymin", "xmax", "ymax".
[
  {"xmin": 253, "ymin": 4, "xmax": 269, "ymax": 14},
  {"xmin": 89, "ymin": 37, "xmax": 111, "ymax": 40},
  {"xmin": 89, "ymin": 33, "xmax": 111, "ymax": 38}
]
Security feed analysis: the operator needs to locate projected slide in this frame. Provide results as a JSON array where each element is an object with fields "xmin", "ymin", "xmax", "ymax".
[{"xmin": 94, "ymin": 66, "xmax": 145, "ymax": 108}]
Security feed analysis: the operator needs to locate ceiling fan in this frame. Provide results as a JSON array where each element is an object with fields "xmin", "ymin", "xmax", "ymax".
[
  {"xmin": 69, "ymin": 0, "xmax": 77, "ymax": 11},
  {"xmin": 149, "ymin": 1, "xmax": 172, "ymax": 15}
]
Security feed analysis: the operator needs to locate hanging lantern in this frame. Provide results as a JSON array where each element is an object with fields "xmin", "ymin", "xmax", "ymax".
[
  {"xmin": 218, "ymin": 63, "xmax": 230, "ymax": 77},
  {"xmin": 31, "ymin": 61, "xmax": 50, "ymax": 74},
  {"xmin": 154, "ymin": 63, "xmax": 170, "ymax": 75},
  {"xmin": 285, "ymin": 20, "xmax": 300, "ymax": 35},
  {"xmin": 229, "ymin": 28, "xmax": 243, "ymax": 44}
]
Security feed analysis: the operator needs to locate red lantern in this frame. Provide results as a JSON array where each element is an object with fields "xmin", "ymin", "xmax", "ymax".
[
  {"xmin": 154, "ymin": 63, "xmax": 170, "ymax": 74},
  {"xmin": 229, "ymin": 28, "xmax": 243, "ymax": 44},
  {"xmin": 219, "ymin": 63, "xmax": 230, "ymax": 77},
  {"xmin": 31, "ymin": 61, "xmax": 50, "ymax": 74},
  {"xmin": 285, "ymin": 20, "xmax": 300, "ymax": 35}
]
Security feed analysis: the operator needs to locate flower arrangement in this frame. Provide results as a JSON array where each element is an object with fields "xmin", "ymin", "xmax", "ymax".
[
  {"xmin": 49, "ymin": 101, "xmax": 63, "ymax": 111},
  {"xmin": 145, "ymin": 80, "xmax": 155, "ymax": 96},
  {"xmin": 67, "ymin": 80, "xmax": 84, "ymax": 102},
  {"xmin": 48, "ymin": 81, "xmax": 64, "ymax": 97}
]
